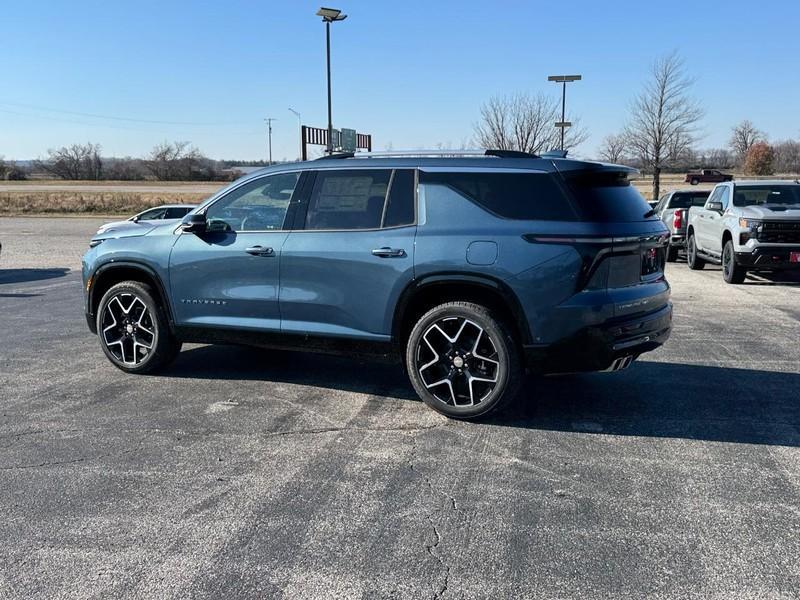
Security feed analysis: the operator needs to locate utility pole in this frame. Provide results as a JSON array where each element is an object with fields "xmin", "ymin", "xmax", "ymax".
[
  {"xmin": 264, "ymin": 117, "xmax": 276, "ymax": 165},
  {"xmin": 288, "ymin": 107, "xmax": 302, "ymax": 160},
  {"xmin": 547, "ymin": 75, "xmax": 582, "ymax": 151}
]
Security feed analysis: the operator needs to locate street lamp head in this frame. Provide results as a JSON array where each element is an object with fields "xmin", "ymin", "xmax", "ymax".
[
  {"xmin": 548, "ymin": 75, "xmax": 582, "ymax": 82},
  {"xmin": 317, "ymin": 7, "xmax": 347, "ymax": 21}
]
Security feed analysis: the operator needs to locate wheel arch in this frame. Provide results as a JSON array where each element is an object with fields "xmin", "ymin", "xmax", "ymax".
[
  {"xmin": 392, "ymin": 273, "xmax": 530, "ymax": 349},
  {"xmin": 89, "ymin": 262, "xmax": 174, "ymax": 332},
  {"xmin": 722, "ymin": 229, "xmax": 734, "ymax": 246}
]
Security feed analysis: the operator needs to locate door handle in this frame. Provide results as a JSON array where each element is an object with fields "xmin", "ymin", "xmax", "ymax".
[
  {"xmin": 245, "ymin": 245, "xmax": 275, "ymax": 257},
  {"xmin": 372, "ymin": 247, "xmax": 406, "ymax": 258}
]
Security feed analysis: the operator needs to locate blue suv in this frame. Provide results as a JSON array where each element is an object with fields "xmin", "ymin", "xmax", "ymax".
[{"xmin": 83, "ymin": 150, "xmax": 672, "ymax": 419}]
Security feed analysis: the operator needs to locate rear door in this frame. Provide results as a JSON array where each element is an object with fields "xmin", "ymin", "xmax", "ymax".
[
  {"xmin": 279, "ymin": 168, "xmax": 417, "ymax": 341},
  {"xmin": 169, "ymin": 171, "xmax": 302, "ymax": 330}
]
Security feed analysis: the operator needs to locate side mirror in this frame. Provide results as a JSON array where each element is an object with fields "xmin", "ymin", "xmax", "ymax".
[
  {"xmin": 707, "ymin": 201, "xmax": 724, "ymax": 213},
  {"xmin": 181, "ymin": 212, "xmax": 207, "ymax": 233}
]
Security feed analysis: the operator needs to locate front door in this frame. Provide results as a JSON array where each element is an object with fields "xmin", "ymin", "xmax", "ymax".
[
  {"xmin": 169, "ymin": 171, "xmax": 302, "ymax": 331},
  {"xmin": 279, "ymin": 168, "xmax": 417, "ymax": 340}
]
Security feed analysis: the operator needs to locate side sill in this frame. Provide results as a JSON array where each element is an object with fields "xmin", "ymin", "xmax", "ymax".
[{"xmin": 174, "ymin": 326, "xmax": 401, "ymax": 363}]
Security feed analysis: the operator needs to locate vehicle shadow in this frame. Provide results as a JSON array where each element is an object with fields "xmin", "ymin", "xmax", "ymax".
[
  {"xmin": 0, "ymin": 267, "xmax": 71, "ymax": 285},
  {"xmin": 743, "ymin": 271, "xmax": 800, "ymax": 286},
  {"xmin": 167, "ymin": 344, "xmax": 419, "ymax": 401},
  {"xmin": 167, "ymin": 345, "xmax": 800, "ymax": 447}
]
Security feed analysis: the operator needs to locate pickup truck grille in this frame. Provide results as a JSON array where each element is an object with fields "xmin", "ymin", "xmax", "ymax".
[{"xmin": 757, "ymin": 221, "xmax": 800, "ymax": 244}]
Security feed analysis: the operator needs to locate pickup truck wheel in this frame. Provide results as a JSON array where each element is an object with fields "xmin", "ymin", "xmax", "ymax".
[
  {"xmin": 690, "ymin": 178, "xmax": 699, "ymax": 185},
  {"xmin": 722, "ymin": 240, "xmax": 747, "ymax": 284},
  {"xmin": 687, "ymin": 234, "xmax": 705, "ymax": 270},
  {"xmin": 96, "ymin": 281, "xmax": 182, "ymax": 374},
  {"xmin": 666, "ymin": 245, "xmax": 679, "ymax": 262},
  {"xmin": 406, "ymin": 302, "xmax": 522, "ymax": 419}
]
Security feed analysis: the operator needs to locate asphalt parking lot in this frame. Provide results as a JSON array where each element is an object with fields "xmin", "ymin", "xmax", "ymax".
[{"xmin": 1, "ymin": 217, "xmax": 799, "ymax": 599}]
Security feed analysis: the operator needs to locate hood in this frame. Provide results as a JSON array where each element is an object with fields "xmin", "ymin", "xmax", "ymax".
[
  {"xmin": 740, "ymin": 205, "xmax": 800, "ymax": 220},
  {"xmin": 91, "ymin": 221, "xmax": 163, "ymax": 243}
]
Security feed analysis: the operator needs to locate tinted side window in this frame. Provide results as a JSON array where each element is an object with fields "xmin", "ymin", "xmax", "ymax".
[
  {"xmin": 419, "ymin": 171, "xmax": 577, "ymax": 221},
  {"xmin": 164, "ymin": 207, "xmax": 191, "ymax": 219},
  {"xmin": 562, "ymin": 171, "xmax": 654, "ymax": 222},
  {"xmin": 305, "ymin": 170, "xmax": 391, "ymax": 230},
  {"xmin": 138, "ymin": 207, "xmax": 166, "ymax": 220},
  {"xmin": 205, "ymin": 172, "xmax": 299, "ymax": 232},
  {"xmin": 383, "ymin": 170, "xmax": 415, "ymax": 227}
]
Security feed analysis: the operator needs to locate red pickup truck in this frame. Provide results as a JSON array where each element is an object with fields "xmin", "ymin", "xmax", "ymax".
[{"xmin": 684, "ymin": 169, "xmax": 733, "ymax": 185}]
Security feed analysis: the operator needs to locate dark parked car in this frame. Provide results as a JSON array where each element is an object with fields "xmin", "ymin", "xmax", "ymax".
[
  {"xmin": 684, "ymin": 169, "xmax": 733, "ymax": 185},
  {"xmin": 82, "ymin": 150, "xmax": 672, "ymax": 419}
]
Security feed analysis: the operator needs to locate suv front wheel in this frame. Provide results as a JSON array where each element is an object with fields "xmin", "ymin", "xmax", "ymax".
[
  {"xmin": 722, "ymin": 240, "xmax": 747, "ymax": 284},
  {"xmin": 97, "ymin": 281, "xmax": 181, "ymax": 374},
  {"xmin": 406, "ymin": 302, "xmax": 522, "ymax": 419},
  {"xmin": 687, "ymin": 234, "xmax": 705, "ymax": 270}
]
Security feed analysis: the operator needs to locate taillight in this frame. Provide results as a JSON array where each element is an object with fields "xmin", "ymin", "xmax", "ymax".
[{"xmin": 673, "ymin": 210, "xmax": 683, "ymax": 229}]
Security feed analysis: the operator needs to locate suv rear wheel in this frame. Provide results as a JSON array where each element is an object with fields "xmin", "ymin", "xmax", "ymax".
[
  {"xmin": 687, "ymin": 233, "xmax": 705, "ymax": 270},
  {"xmin": 97, "ymin": 281, "xmax": 181, "ymax": 374},
  {"xmin": 722, "ymin": 240, "xmax": 747, "ymax": 284},
  {"xmin": 406, "ymin": 302, "xmax": 522, "ymax": 419}
]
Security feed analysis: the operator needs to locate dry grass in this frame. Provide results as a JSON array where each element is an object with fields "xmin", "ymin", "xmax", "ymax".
[{"xmin": 0, "ymin": 191, "xmax": 207, "ymax": 216}]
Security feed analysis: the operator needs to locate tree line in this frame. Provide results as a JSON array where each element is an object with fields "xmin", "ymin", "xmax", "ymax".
[{"xmin": 26, "ymin": 141, "xmax": 248, "ymax": 182}]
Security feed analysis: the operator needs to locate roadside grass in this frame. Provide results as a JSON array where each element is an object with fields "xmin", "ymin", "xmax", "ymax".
[{"xmin": 0, "ymin": 191, "xmax": 208, "ymax": 215}]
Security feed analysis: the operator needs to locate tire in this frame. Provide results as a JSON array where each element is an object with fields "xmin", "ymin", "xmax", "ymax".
[
  {"xmin": 687, "ymin": 234, "xmax": 705, "ymax": 270},
  {"xmin": 722, "ymin": 240, "xmax": 747, "ymax": 284},
  {"xmin": 96, "ymin": 281, "xmax": 181, "ymax": 374},
  {"xmin": 405, "ymin": 302, "xmax": 522, "ymax": 419},
  {"xmin": 666, "ymin": 245, "xmax": 679, "ymax": 262},
  {"xmin": 690, "ymin": 178, "xmax": 699, "ymax": 185}
]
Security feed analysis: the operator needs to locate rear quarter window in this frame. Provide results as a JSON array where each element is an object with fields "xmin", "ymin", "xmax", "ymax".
[
  {"xmin": 419, "ymin": 171, "xmax": 578, "ymax": 221},
  {"xmin": 561, "ymin": 171, "xmax": 655, "ymax": 222}
]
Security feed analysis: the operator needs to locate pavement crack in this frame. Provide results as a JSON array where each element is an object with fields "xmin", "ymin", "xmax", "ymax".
[{"xmin": 407, "ymin": 431, "xmax": 457, "ymax": 599}]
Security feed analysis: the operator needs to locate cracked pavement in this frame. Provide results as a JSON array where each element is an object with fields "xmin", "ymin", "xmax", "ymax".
[{"xmin": 1, "ymin": 217, "xmax": 800, "ymax": 599}]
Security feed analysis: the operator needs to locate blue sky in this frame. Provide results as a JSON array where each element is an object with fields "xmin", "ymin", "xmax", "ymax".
[{"xmin": 2, "ymin": 0, "xmax": 798, "ymax": 161}]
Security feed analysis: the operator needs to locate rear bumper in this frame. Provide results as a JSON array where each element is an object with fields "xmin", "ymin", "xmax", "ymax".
[
  {"xmin": 669, "ymin": 233, "xmax": 686, "ymax": 247},
  {"xmin": 736, "ymin": 246, "xmax": 800, "ymax": 270},
  {"xmin": 524, "ymin": 303, "xmax": 672, "ymax": 374}
]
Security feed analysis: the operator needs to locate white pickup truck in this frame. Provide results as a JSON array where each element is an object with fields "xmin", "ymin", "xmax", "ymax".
[{"xmin": 686, "ymin": 181, "xmax": 800, "ymax": 283}]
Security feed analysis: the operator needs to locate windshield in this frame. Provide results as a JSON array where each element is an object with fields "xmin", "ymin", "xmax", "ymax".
[
  {"xmin": 669, "ymin": 192, "xmax": 709, "ymax": 209},
  {"xmin": 733, "ymin": 185, "xmax": 800, "ymax": 207}
]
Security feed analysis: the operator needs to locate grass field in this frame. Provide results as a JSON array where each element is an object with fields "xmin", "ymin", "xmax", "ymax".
[{"xmin": 0, "ymin": 173, "xmax": 796, "ymax": 216}]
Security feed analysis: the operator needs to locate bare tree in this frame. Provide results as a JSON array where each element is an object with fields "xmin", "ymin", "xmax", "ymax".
[
  {"xmin": 145, "ymin": 141, "xmax": 203, "ymax": 181},
  {"xmin": 624, "ymin": 52, "xmax": 703, "ymax": 200},
  {"xmin": 729, "ymin": 120, "xmax": 764, "ymax": 163},
  {"xmin": 37, "ymin": 143, "xmax": 103, "ymax": 180},
  {"xmin": 772, "ymin": 140, "xmax": 800, "ymax": 174},
  {"xmin": 597, "ymin": 134, "xmax": 628, "ymax": 163},
  {"xmin": 474, "ymin": 92, "xmax": 588, "ymax": 155}
]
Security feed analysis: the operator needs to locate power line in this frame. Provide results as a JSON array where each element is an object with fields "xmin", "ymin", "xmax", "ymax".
[{"xmin": 0, "ymin": 100, "xmax": 252, "ymax": 126}]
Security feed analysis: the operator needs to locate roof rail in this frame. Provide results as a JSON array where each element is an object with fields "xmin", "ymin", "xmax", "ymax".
[
  {"xmin": 540, "ymin": 149, "xmax": 568, "ymax": 158},
  {"xmin": 313, "ymin": 148, "xmax": 543, "ymax": 160},
  {"xmin": 315, "ymin": 152, "xmax": 355, "ymax": 160},
  {"xmin": 484, "ymin": 149, "xmax": 539, "ymax": 159},
  {"xmin": 349, "ymin": 149, "xmax": 487, "ymax": 158}
]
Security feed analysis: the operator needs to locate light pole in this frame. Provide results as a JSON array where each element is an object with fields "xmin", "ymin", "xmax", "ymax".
[
  {"xmin": 288, "ymin": 107, "xmax": 302, "ymax": 160},
  {"xmin": 547, "ymin": 74, "xmax": 582, "ymax": 151},
  {"xmin": 316, "ymin": 7, "xmax": 347, "ymax": 155},
  {"xmin": 264, "ymin": 117, "xmax": 276, "ymax": 165}
]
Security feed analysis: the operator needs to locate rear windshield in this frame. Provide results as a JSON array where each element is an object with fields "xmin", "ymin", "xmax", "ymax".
[
  {"xmin": 669, "ymin": 192, "xmax": 709, "ymax": 209},
  {"xmin": 419, "ymin": 171, "xmax": 578, "ymax": 221},
  {"xmin": 733, "ymin": 185, "xmax": 800, "ymax": 207},
  {"xmin": 562, "ymin": 171, "xmax": 655, "ymax": 222}
]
